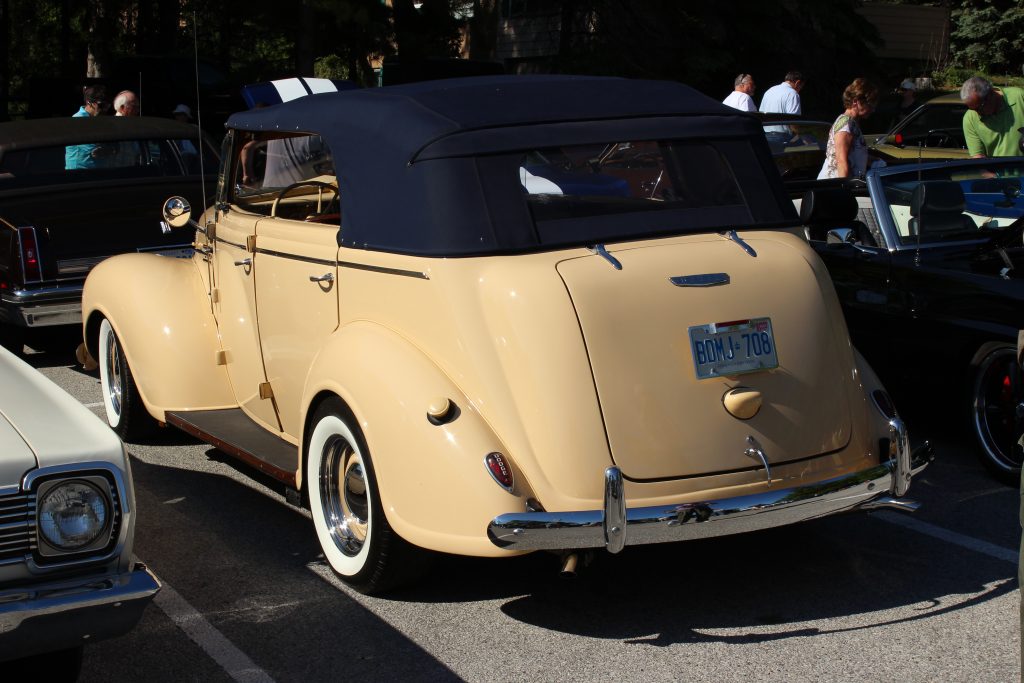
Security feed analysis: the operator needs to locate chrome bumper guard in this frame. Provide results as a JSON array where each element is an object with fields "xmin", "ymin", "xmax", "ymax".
[
  {"xmin": 488, "ymin": 417, "xmax": 931, "ymax": 553},
  {"xmin": 0, "ymin": 562, "xmax": 160, "ymax": 660},
  {"xmin": 0, "ymin": 284, "xmax": 84, "ymax": 327}
]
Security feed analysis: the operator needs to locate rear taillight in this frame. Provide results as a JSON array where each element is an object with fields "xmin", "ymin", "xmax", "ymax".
[
  {"xmin": 894, "ymin": 133, "xmax": 904, "ymax": 146},
  {"xmin": 17, "ymin": 227, "xmax": 41, "ymax": 281},
  {"xmin": 484, "ymin": 452, "xmax": 514, "ymax": 492}
]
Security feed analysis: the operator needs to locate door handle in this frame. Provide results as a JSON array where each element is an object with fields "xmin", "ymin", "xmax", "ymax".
[
  {"xmin": 234, "ymin": 258, "xmax": 252, "ymax": 267},
  {"xmin": 309, "ymin": 273, "xmax": 334, "ymax": 283}
]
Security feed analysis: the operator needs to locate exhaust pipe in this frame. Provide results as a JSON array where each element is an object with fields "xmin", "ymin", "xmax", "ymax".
[{"xmin": 560, "ymin": 552, "xmax": 579, "ymax": 577}]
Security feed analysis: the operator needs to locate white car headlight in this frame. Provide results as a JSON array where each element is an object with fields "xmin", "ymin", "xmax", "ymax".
[{"xmin": 38, "ymin": 480, "xmax": 110, "ymax": 550}]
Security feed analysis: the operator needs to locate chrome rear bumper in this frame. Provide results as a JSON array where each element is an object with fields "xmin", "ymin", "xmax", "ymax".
[
  {"xmin": 488, "ymin": 418, "xmax": 931, "ymax": 553},
  {"xmin": 0, "ymin": 284, "xmax": 84, "ymax": 327}
]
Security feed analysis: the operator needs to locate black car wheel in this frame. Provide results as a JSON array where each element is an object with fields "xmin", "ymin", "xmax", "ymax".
[{"xmin": 970, "ymin": 342, "xmax": 1023, "ymax": 486}]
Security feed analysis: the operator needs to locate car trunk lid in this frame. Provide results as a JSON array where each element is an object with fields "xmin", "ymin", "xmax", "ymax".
[{"xmin": 556, "ymin": 233, "xmax": 852, "ymax": 480}]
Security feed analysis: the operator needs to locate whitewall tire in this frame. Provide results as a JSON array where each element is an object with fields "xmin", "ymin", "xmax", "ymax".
[
  {"xmin": 98, "ymin": 318, "xmax": 153, "ymax": 440},
  {"xmin": 306, "ymin": 398, "xmax": 426, "ymax": 594}
]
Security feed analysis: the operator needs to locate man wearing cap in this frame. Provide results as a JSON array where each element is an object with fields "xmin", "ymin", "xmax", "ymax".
[
  {"xmin": 895, "ymin": 79, "xmax": 917, "ymax": 124},
  {"xmin": 171, "ymin": 104, "xmax": 192, "ymax": 122},
  {"xmin": 171, "ymin": 104, "xmax": 199, "ymax": 168}
]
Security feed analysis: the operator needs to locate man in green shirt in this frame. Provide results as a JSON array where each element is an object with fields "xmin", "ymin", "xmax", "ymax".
[{"xmin": 961, "ymin": 76, "xmax": 1024, "ymax": 157}]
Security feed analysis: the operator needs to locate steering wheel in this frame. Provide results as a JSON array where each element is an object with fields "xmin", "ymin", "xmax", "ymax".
[
  {"xmin": 924, "ymin": 129, "xmax": 954, "ymax": 148},
  {"xmin": 270, "ymin": 180, "xmax": 339, "ymax": 219}
]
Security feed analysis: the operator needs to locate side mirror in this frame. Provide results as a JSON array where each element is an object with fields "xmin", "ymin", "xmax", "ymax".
[
  {"xmin": 161, "ymin": 196, "xmax": 202, "ymax": 234},
  {"xmin": 826, "ymin": 227, "xmax": 857, "ymax": 245}
]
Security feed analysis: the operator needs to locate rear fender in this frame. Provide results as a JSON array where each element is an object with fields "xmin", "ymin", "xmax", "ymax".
[
  {"xmin": 82, "ymin": 253, "xmax": 234, "ymax": 420},
  {"xmin": 301, "ymin": 321, "xmax": 530, "ymax": 557}
]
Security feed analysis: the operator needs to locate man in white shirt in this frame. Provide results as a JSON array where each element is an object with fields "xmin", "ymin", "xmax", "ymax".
[
  {"xmin": 760, "ymin": 71, "xmax": 804, "ymax": 115},
  {"xmin": 722, "ymin": 74, "xmax": 756, "ymax": 112}
]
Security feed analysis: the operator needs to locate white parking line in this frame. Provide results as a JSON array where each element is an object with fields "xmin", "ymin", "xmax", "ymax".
[
  {"xmin": 154, "ymin": 582, "xmax": 277, "ymax": 683},
  {"xmin": 874, "ymin": 510, "xmax": 1019, "ymax": 564},
  {"xmin": 83, "ymin": 402, "xmax": 103, "ymax": 409}
]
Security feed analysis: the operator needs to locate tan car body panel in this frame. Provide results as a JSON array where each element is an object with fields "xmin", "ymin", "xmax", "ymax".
[
  {"xmin": 82, "ymin": 253, "xmax": 235, "ymax": 416},
  {"xmin": 84, "ymin": 226, "xmax": 892, "ymax": 558}
]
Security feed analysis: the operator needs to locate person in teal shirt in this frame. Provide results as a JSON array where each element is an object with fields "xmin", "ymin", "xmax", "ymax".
[
  {"xmin": 961, "ymin": 76, "xmax": 1024, "ymax": 158},
  {"xmin": 65, "ymin": 85, "xmax": 111, "ymax": 170}
]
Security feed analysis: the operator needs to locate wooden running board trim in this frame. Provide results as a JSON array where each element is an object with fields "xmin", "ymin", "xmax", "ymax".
[{"xmin": 165, "ymin": 409, "xmax": 298, "ymax": 487}]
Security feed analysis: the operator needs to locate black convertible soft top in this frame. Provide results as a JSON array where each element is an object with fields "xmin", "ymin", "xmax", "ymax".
[{"xmin": 226, "ymin": 75, "xmax": 797, "ymax": 256}]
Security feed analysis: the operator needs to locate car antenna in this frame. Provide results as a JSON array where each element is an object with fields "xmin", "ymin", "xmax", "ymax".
[
  {"xmin": 190, "ymin": 10, "xmax": 208, "ymax": 218},
  {"xmin": 915, "ymin": 148, "xmax": 923, "ymax": 266}
]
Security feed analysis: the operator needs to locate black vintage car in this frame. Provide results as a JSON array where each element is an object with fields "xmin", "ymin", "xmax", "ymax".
[
  {"xmin": 0, "ymin": 116, "xmax": 217, "ymax": 352},
  {"xmin": 798, "ymin": 157, "xmax": 1024, "ymax": 484}
]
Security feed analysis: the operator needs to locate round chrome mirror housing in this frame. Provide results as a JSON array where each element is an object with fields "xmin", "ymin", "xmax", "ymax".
[{"xmin": 162, "ymin": 196, "xmax": 192, "ymax": 229}]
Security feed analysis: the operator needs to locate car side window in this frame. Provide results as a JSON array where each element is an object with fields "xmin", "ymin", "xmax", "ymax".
[
  {"xmin": 897, "ymin": 105, "xmax": 968, "ymax": 149},
  {"xmin": 231, "ymin": 132, "xmax": 337, "ymax": 219},
  {"xmin": 0, "ymin": 139, "xmax": 186, "ymax": 188}
]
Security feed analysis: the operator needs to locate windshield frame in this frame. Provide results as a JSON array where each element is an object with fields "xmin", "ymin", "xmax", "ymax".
[{"xmin": 866, "ymin": 157, "xmax": 1024, "ymax": 251}]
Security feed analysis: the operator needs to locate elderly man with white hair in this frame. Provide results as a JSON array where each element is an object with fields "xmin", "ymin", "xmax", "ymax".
[
  {"xmin": 960, "ymin": 76, "xmax": 1024, "ymax": 158},
  {"xmin": 113, "ymin": 90, "xmax": 138, "ymax": 116}
]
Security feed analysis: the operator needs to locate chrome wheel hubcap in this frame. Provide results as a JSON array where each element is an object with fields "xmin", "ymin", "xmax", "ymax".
[
  {"xmin": 104, "ymin": 330, "xmax": 122, "ymax": 416},
  {"xmin": 319, "ymin": 434, "xmax": 369, "ymax": 556}
]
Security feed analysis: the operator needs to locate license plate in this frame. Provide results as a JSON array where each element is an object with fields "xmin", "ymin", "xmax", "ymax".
[{"xmin": 689, "ymin": 317, "xmax": 778, "ymax": 379}]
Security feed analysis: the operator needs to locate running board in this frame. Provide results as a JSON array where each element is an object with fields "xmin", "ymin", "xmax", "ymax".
[{"xmin": 165, "ymin": 409, "xmax": 297, "ymax": 487}]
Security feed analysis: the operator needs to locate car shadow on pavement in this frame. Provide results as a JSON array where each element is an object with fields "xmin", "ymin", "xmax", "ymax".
[
  {"xmin": 489, "ymin": 516, "xmax": 1015, "ymax": 644},
  {"xmin": 123, "ymin": 453, "xmax": 464, "ymax": 682}
]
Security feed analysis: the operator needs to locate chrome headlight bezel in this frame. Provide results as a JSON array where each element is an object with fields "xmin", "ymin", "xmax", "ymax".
[{"xmin": 35, "ymin": 474, "xmax": 117, "ymax": 559}]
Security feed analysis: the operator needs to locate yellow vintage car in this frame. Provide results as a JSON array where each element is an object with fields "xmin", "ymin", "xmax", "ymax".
[
  {"xmin": 870, "ymin": 93, "xmax": 971, "ymax": 162},
  {"xmin": 80, "ymin": 76, "xmax": 930, "ymax": 594}
]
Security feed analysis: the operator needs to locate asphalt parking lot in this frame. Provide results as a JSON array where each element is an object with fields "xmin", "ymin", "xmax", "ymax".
[{"xmin": 21, "ymin": 337, "xmax": 1021, "ymax": 683}]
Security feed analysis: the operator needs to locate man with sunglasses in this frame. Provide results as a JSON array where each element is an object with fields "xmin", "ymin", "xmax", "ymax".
[
  {"xmin": 961, "ymin": 76, "xmax": 1024, "ymax": 158},
  {"xmin": 65, "ymin": 85, "xmax": 112, "ymax": 170}
]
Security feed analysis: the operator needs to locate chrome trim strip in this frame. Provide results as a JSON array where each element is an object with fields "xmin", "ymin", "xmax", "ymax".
[
  {"xmin": 57, "ymin": 256, "xmax": 107, "ymax": 276},
  {"xmin": 670, "ymin": 273, "xmax": 730, "ymax": 287},
  {"xmin": 338, "ymin": 261, "xmax": 430, "ymax": 280},
  {"xmin": 214, "ymin": 236, "xmax": 248, "ymax": 251},
  {"xmin": 255, "ymin": 247, "xmax": 337, "ymax": 267},
  {"xmin": 488, "ymin": 447, "xmax": 930, "ymax": 552}
]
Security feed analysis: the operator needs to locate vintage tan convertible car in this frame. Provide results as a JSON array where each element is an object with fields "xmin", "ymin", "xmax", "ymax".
[{"xmin": 80, "ymin": 76, "xmax": 930, "ymax": 593}]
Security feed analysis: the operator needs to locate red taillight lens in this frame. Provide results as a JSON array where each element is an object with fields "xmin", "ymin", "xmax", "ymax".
[
  {"xmin": 894, "ymin": 133, "xmax": 904, "ymax": 145},
  {"xmin": 18, "ymin": 227, "xmax": 41, "ymax": 281},
  {"xmin": 484, "ymin": 452, "xmax": 514, "ymax": 491}
]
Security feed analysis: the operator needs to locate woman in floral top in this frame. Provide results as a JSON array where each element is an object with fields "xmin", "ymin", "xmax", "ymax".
[{"xmin": 818, "ymin": 78, "xmax": 879, "ymax": 179}]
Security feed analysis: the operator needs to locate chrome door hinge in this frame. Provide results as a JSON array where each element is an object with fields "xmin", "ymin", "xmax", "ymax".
[
  {"xmin": 211, "ymin": 288, "xmax": 219, "ymax": 303},
  {"xmin": 246, "ymin": 234, "xmax": 257, "ymax": 252},
  {"xmin": 214, "ymin": 350, "xmax": 227, "ymax": 365},
  {"xmin": 259, "ymin": 382, "xmax": 274, "ymax": 400}
]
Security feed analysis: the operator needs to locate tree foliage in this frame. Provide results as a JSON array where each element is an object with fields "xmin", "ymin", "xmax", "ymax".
[{"xmin": 950, "ymin": 0, "xmax": 1024, "ymax": 74}]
